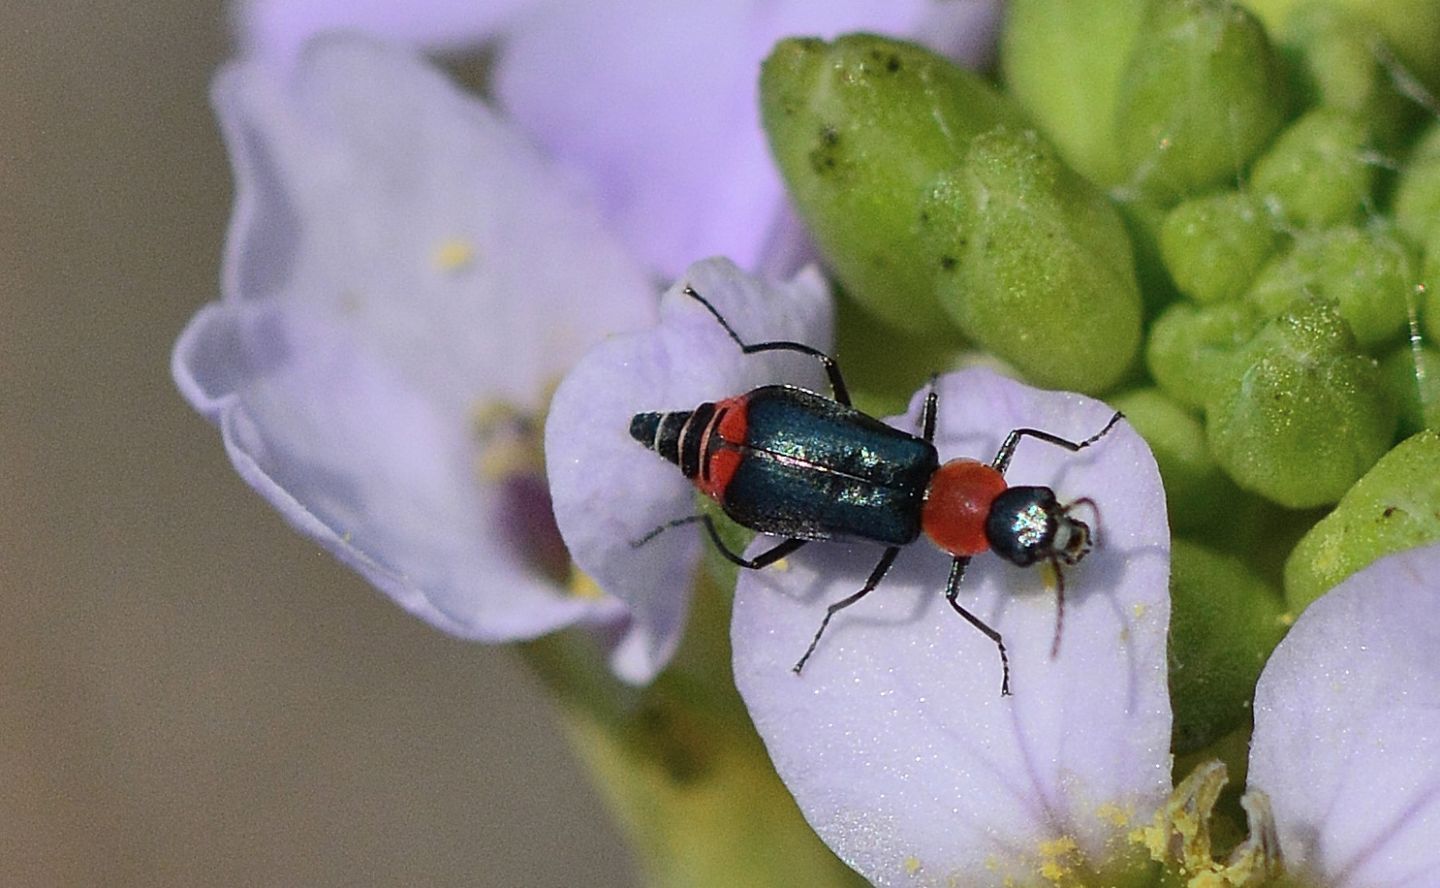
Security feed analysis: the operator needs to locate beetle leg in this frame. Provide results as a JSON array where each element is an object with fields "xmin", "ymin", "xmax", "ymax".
[
  {"xmin": 943, "ymin": 556, "xmax": 1012, "ymax": 697},
  {"xmin": 700, "ymin": 515, "xmax": 807, "ymax": 569},
  {"xmin": 683, "ymin": 285, "xmax": 852, "ymax": 406},
  {"xmin": 629, "ymin": 514, "xmax": 705, "ymax": 548},
  {"xmin": 631, "ymin": 513, "xmax": 805, "ymax": 569},
  {"xmin": 919, "ymin": 373, "xmax": 939, "ymax": 442},
  {"xmin": 990, "ymin": 410, "xmax": 1124, "ymax": 475},
  {"xmin": 793, "ymin": 545, "xmax": 902, "ymax": 674}
]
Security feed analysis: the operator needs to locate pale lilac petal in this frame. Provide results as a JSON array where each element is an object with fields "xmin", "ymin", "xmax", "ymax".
[
  {"xmin": 176, "ymin": 38, "xmax": 654, "ymax": 646},
  {"xmin": 235, "ymin": 0, "xmax": 535, "ymax": 63},
  {"xmin": 495, "ymin": 0, "xmax": 1002, "ymax": 277},
  {"xmin": 1249, "ymin": 544, "xmax": 1440, "ymax": 887},
  {"xmin": 546, "ymin": 257, "xmax": 833, "ymax": 684},
  {"xmin": 732, "ymin": 370, "xmax": 1171, "ymax": 884}
]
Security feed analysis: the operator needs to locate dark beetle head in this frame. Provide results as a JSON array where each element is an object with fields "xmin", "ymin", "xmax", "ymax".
[{"xmin": 984, "ymin": 486, "xmax": 1092, "ymax": 568}]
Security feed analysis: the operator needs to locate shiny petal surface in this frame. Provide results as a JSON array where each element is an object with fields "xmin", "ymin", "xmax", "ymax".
[
  {"xmin": 546, "ymin": 256, "xmax": 832, "ymax": 683},
  {"xmin": 175, "ymin": 38, "xmax": 653, "ymax": 648},
  {"xmin": 1250, "ymin": 544, "xmax": 1440, "ymax": 888},
  {"xmin": 733, "ymin": 370, "xmax": 1172, "ymax": 886}
]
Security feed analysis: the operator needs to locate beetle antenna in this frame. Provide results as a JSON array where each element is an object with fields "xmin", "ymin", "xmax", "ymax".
[
  {"xmin": 1064, "ymin": 496, "xmax": 1102, "ymax": 547},
  {"xmin": 1050, "ymin": 558, "xmax": 1066, "ymax": 659}
]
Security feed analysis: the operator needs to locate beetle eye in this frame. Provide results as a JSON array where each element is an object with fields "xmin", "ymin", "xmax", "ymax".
[{"xmin": 1008, "ymin": 503, "xmax": 1051, "ymax": 549}]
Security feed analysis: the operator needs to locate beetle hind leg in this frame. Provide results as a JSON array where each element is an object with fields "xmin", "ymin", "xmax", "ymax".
[
  {"xmin": 632, "ymin": 514, "xmax": 806, "ymax": 571},
  {"xmin": 793, "ymin": 546, "xmax": 901, "ymax": 674}
]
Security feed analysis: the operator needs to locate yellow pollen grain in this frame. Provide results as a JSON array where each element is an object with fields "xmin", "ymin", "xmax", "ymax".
[
  {"xmin": 476, "ymin": 441, "xmax": 535, "ymax": 482},
  {"xmin": 903, "ymin": 856, "xmax": 922, "ymax": 876},
  {"xmin": 471, "ymin": 400, "xmax": 545, "ymax": 481},
  {"xmin": 1096, "ymin": 802, "xmax": 1131, "ymax": 828},
  {"xmin": 432, "ymin": 238, "xmax": 476, "ymax": 273},
  {"xmin": 1131, "ymin": 602, "xmax": 1148, "ymax": 620},
  {"xmin": 569, "ymin": 571, "xmax": 605, "ymax": 600},
  {"xmin": 337, "ymin": 290, "xmax": 363, "ymax": 314},
  {"xmin": 1036, "ymin": 835, "xmax": 1079, "ymax": 885}
]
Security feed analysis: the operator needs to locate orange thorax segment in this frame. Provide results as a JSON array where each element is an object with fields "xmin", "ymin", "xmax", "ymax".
[{"xmin": 922, "ymin": 458, "xmax": 1007, "ymax": 556}]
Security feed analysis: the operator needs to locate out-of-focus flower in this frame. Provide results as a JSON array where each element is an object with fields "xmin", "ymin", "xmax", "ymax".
[
  {"xmin": 545, "ymin": 256, "xmax": 833, "ymax": 681},
  {"xmin": 180, "ymin": 2, "xmax": 1009, "ymax": 683},
  {"xmin": 173, "ymin": 38, "xmax": 654, "ymax": 660},
  {"xmin": 1249, "ymin": 543, "xmax": 1440, "ymax": 887},
  {"xmin": 233, "ymin": 0, "xmax": 1003, "ymax": 277}
]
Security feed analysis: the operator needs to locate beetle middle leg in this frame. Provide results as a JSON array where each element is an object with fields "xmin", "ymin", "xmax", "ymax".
[{"xmin": 682, "ymin": 285, "xmax": 852, "ymax": 406}]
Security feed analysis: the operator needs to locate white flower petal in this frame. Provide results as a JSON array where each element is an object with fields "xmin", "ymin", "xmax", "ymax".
[
  {"xmin": 1250, "ymin": 544, "xmax": 1440, "ymax": 887},
  {"xmin": 733, "ymin": 370, "xmax": 1172, "ymax": 885}
]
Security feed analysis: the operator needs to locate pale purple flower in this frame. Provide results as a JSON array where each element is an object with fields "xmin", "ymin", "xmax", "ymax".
[
  {"xmin": 731, "ymin": 372, "xmax": 1174, "ymax": 885},
  {"xmin": 173, "ymin": 38, "xmax": 655, "ymax": 656},
  {"xmin": 1249, "ymin": 543, "xmax": 1440, "ymax": 887},
  {"xmin": 545, "ymin": 256, "xmax": 833, "ymax": 682},
  {"xmin": 233, "ymin": 0, "xmax": 1003, "ymax": 277}
]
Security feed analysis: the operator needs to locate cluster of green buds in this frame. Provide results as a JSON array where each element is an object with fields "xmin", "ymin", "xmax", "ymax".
[{"xmin": 760, "ymin": 0, "xmax": 1440, "ymax": 808}]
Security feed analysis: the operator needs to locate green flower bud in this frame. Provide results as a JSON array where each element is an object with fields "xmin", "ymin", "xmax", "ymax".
[
  {"xmin": 1284, "ymin": 430, "xmax": 1440, "ymax": 611},
  {"xmin": 1118, "ymin": 197, "xmax": 1185, "ymax": 315},
  {"xmin": 1111, "ymin": 388, "xmax": 1244, "ymax": 532},
  {"xmin": 1207, "ymin": 300, "xmax": 1397, "ymax": 507},
  {"xmin": 1115, "ymin": 0, "xmax": 1289, "ymax": 202},
  {"xmin": 1244, "ymin": 0, "xmax": 1440, "ymax": 98},
  {"xmin": 760, "ymin": 35, "xmax": 1025, "ymax": 336},
  {"xmin": 1147, "ymin": 301, "xmax": 1265, "ymax": 410},
  {"xmin": 1001, "ymin": 0, "xmax": 1149, "ymax": 185},
  {"xmin": 1394, "ymin": 124, "xmax": 1440, "ymax": 247},
  {"xmin": 1160, "ymin": 192, "xmax": 1281, "ymax": 303},
  {"xmin": 1381, "ymin": 344, "xmax": 1440, "ymax": 436},
  {"xmin": 1250, "ymin": 108, "xmax": 1374, "ymax": 228},
  {"xmin": 1169, "ymin": 539, "xmax": 1288, "ymax": 753},
  {"xmin": 1273, "ymin": 3, "xmax": 1412, "ymax": 147},
  {"xmin": 921, "ymin": 128, "xmax": 1142, "ymax": 393},
  {"xmin": 1425, "ymin": 239, "xmax": 1440, "ymax": 344},
  {"xmin": 1246, "ymin": 225, "xmax": 1418, "ymax": 349}
]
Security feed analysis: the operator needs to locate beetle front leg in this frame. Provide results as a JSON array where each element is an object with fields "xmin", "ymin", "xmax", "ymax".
[{"xmin": 990, "ymin": 411, "xmax": 1124, "ymax": 475}]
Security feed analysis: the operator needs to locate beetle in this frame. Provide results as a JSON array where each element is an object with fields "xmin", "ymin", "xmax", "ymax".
[{"xmin": 630, "ymin": 286, "xmax": 1122, "ymax": 695}]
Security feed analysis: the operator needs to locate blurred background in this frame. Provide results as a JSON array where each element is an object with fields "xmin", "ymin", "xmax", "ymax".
[{"xmin": 0, "ymin": 4, "xmax": 634, "ymax": 885}]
